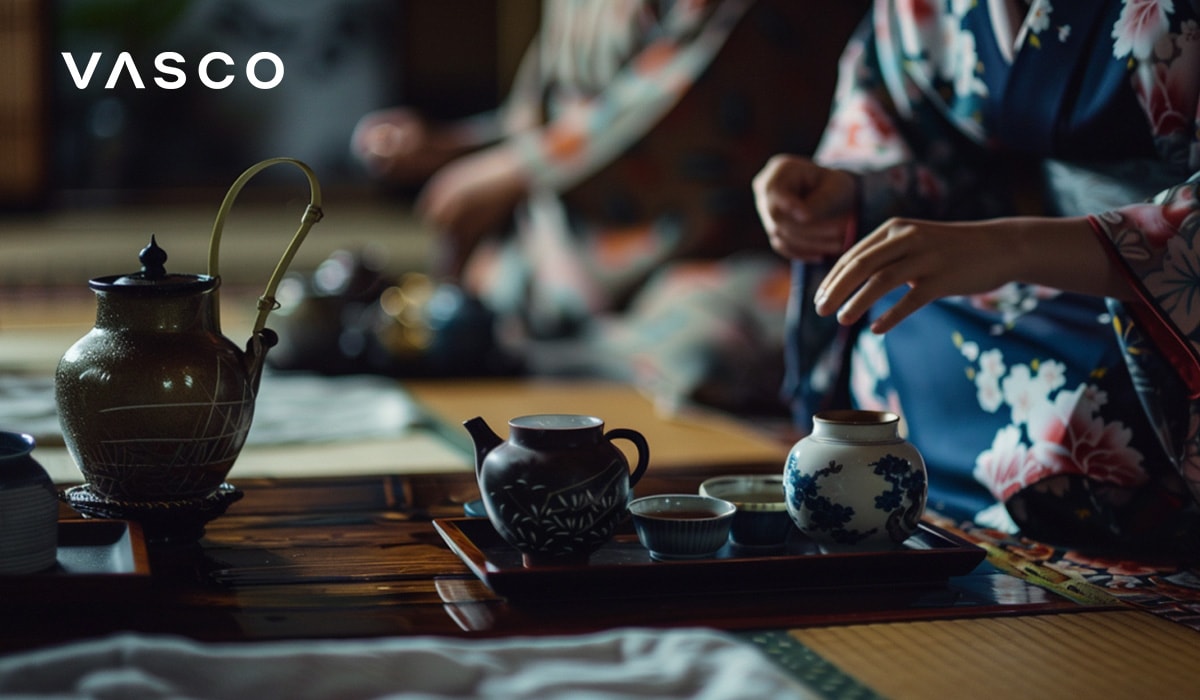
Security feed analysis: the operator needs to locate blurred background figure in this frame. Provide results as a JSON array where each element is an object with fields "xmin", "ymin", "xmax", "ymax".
[{"xmin": 343, "ymin": 0, "xmax": 865, "ymax": 416}]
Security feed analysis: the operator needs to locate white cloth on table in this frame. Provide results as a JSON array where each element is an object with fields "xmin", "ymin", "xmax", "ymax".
[{"xmin": 0, "ymin": 627, "xmax": 816, "ymax": 700}]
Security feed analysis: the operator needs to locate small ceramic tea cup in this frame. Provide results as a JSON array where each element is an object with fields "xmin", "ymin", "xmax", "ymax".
[
  {"xmin": 629, "ymin": 494, "xmax": 735, "ymax": 561},
  {"xmin": 699, "ymin": 474, "xmax": 793, "ymax": 549}
]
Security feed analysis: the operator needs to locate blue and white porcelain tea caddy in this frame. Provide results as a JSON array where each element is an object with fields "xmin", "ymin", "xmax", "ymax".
[{"xmin": 784, "ymin": 410, "xmax": 928, "ymax": 552}]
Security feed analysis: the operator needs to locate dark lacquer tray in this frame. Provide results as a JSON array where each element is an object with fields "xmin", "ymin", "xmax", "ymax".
[
  {"xmin": 434, "ymin": 517, "xmax": 986, "ymax": 600},
  {"xmin": 0, "ymin": 520, "xmax": 151, "ymax": 599}
]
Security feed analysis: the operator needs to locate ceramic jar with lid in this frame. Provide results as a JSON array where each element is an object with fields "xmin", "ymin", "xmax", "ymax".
[{"xmin": 784, "ymin": 410, "xmax": 927, "ymax": 552}]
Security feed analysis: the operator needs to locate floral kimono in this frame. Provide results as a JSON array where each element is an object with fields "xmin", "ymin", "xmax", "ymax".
[
  {"xmin": 456, "ymin": 0, "xmax": 864, "ymax": 412},
  {"xmin": 790, "ymin": 0, "xmax": 1200, "ymax": 553}
]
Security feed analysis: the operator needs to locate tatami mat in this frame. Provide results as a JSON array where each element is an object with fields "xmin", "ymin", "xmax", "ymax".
[{"xmin": 790, "ymin": 610, "xmax": 1200, "ymax": 699}]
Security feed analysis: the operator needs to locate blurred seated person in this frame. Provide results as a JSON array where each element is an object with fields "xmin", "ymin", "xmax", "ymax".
[
  {"xmin": 340, "ymin": 0, "xmax": 865, "ymax": 415},
  {"xmin": 753, "ymin": 0, "xmax": 1200, "ymax": 553}
]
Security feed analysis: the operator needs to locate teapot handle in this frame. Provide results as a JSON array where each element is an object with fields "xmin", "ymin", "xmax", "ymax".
[
  {"xmin": 604, "ymin": 428, "xmax": 650, "ymax": 488},
  {"xmin": 207, "ymin": 157, "xmax": 324, "ymax": 333}
]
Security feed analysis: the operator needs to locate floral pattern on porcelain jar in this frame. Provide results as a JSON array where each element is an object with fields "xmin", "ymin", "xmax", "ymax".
[{"xmin": 784, "ymin": 410, "xmax": 927, "ymax": 551}]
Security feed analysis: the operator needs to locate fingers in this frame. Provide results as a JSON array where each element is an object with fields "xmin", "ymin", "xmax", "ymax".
[
  {"xmin": 416, "ymin": 147, "xmax": 526, "ymax": 246},
  {"xmin": 752, "ymin": 156, "xmax": 804, "ymax": 214},
  {"xmin": 868, "ymin": 288, "xmax": 935, "ymax": 334},
  {"xmin": 351, "ymin": 109, "xmax": 439, "ymax": 181},
  {"xmin": 356, "ymin": 123, "xmax": 409, "ymax": 161},
  {"xmin": 766, "ymin": 219, "xmax": 847, "ymax": 261},
  {"xmin": 417, "ymin": 183, "xmax": 486, "ymax": 277},
  {"xmin": 815, "ymin": 219, "xmax": 929, "ymax": 331},
  {"xmin": 752, "ymin": 155, "xmax": 826, "ymax": 223},
  {"xmin": 753, "ymin": 158, "xmax": 807, "ymax": 251},
  {"xmin": 415, "ymin": 174, "xmax": 464, "ymax": 233},
  {"xmin": 352, "ymin": 110, "xmax": 402, "ymax": 154},
  {"xmin": 752, "ymin": 156, "xmax": 856, "ymax": 261}
]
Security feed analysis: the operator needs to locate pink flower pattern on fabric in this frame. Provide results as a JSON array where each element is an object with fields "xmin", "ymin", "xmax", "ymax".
[
  {"xmin": 1026, "ymin": 386, "xmax": 1146, "ymax": 487},
  {"xmin": 974, "ymin": 372, "xmax": 1148, "ymax": 501},
  {"xmin": 1112, "ymin": 0, "xmax": 1174, "ymax": 61},
  {"xmin": 975, "ymin": 426, "xmax": 1050, "ymax": 501}
]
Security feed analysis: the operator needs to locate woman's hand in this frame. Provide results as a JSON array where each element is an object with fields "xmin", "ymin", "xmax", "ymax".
[
  {"xmin": 416, "ymin": 144, "xmax": 529, "ymax": 276},
  {"xmin": 351, "ymin": 107, "xmax": 467, "ymax": 183},
  {"xmin": 814, "ymin": 216, "xmax": 1130, "ymax": 334},
  {"xmin": 752, "ymin": 155, "xmax": 857, "ymax": 262}
]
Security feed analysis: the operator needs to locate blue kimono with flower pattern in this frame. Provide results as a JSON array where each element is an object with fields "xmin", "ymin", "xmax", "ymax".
[{"xmin": 788, "ymin": 0, "xmax": 1200, "ymax": 553}]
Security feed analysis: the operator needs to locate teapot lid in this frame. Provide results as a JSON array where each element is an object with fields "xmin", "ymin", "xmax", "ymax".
[{"xmin": 89, "ymin": 236, "xmax": 217, "ymax": 295}]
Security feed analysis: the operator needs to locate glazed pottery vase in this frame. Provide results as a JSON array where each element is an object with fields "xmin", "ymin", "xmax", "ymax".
[
  {"xmin": 0, "ymin": 432, "xmax": 58, "ymax": 574},
  {"xmin": 465, "ymin": 414, "xmax": 650, "ymax": 566},
  {"xmin": 784, "ymin": 410, "xmax": 927, "ymax": 552}
]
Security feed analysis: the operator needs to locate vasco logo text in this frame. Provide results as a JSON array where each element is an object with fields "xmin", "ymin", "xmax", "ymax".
[{"xmin": 61, "ymin": 52, "xmax": 285, "ymax": 90}]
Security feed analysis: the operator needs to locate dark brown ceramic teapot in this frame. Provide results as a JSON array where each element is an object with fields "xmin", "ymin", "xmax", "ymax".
[
  {"xmin": 55, "ymin": 158, "xmax": 322, "ymax": 517},
  {"xmin": 465, "ymin": 414, "xmax": 650, "ymax": 566}
]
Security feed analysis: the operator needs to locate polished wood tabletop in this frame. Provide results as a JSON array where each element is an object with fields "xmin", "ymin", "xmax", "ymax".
[{"xmin": 1, "ymin": 469, "xmax": 1090, "ymax": 656}]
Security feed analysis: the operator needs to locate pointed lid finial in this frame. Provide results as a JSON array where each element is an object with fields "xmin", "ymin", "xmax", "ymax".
[
  {"xmin": 138, "ymin": 235, "xmax": 169, "ymax": 280},
  {"xmin": 88, "ymin": 235, "xmax": 217, "ymax": 294}
]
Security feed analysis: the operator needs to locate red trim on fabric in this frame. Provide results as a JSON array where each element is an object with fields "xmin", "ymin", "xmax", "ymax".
[{"xmin": 1087, "ymin": 215, "xmax": 1200, "ymax": 399}]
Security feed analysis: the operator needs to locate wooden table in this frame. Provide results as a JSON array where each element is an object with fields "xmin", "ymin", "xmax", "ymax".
[
  {"xmin": 6, "ymin": 471, "xmax": 1200, "ymax": 698},
  {"xmin": 1, "ymin": 470, "xmax": 1062, "ymax": 646}
]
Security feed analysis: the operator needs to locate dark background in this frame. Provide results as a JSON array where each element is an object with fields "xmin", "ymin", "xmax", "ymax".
[{"xmin": 0, "ymin": 0, "xmax": 539, "ymax": 207}]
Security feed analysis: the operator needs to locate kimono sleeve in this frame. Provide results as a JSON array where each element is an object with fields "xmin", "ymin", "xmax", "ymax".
[
  {"xmin": 1090, "ymin": 177, "xmax": 1200, "ymax": 398},
  {"xmin": 1085, "ymin": 9, "xmax": 1200, "ymax": 499},
  {"xmin": 813, "ymin": 7, "xmax": 1015, "ymax": 228},
  {"xmin": 1086, "ymin": 4, "xmax": 1200, "ymax": 394},
  {"xmin": 506, "ymin": 0, "xmax": 754, "ymax": 195},
  {"xmin": 1088, "ymin": 176, "xmax": 1200, "ymax": 507}
]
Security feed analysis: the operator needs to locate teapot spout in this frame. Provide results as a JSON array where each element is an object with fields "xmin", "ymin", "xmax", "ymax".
[
  {"xmin": 243, "ymin": 329, "xmax": 279, "ymax": 391},
  {"xmin": 463, "ymin": 416, "xmax": 502, "ymax": 479}
]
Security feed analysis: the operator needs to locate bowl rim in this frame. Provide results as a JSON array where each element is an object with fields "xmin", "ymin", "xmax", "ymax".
[
  {"xmin": 628, "ymin": 494, "xmax": 736, "ymax": 520},
  {"xmin": 697, "ymin": 475, "xmax": 786, "ymax": 513}
]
